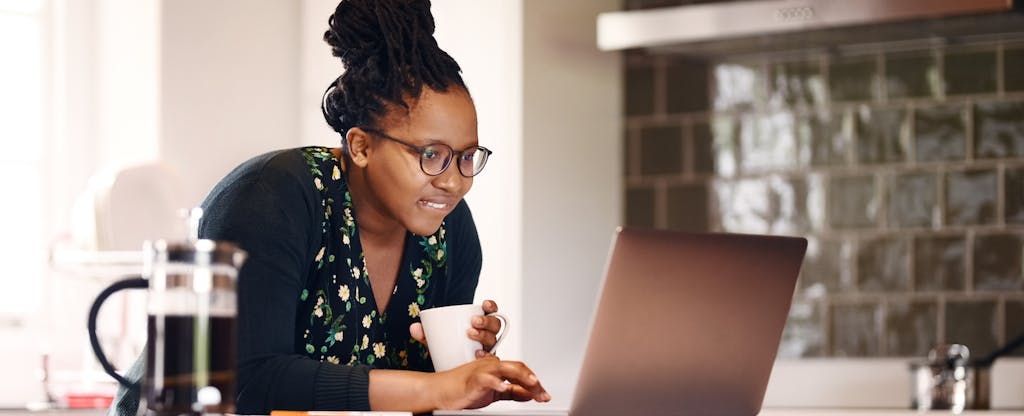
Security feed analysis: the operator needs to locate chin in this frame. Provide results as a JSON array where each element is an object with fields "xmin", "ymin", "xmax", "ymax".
[{"xmin": 406, "ymin": 218, "xmax": 445, "ymax": 237}]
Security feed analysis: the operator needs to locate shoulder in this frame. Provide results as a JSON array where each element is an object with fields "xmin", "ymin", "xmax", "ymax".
[
  {"xmin": 201, "ymin": 147, "xmax": 335, "ymax": 209},
  {"xmin": 208, "ymin": 147, "xmax": 322, "ymax": 195},
  {"xmin": 199, "ymin": 147, "xmax": 327, "ymax": 250}
]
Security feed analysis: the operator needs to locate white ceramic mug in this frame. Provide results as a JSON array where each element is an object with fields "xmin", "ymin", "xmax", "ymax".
[{"xmin": 419, "ymin": 304, "xmax": 508, "ymax": 372}]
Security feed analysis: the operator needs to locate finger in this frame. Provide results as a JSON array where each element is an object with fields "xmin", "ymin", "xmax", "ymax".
[
  {"xmin": 467, "ymin": 327, "xmax": 498, "ymax": 350},
  {"xmin": 503, "ymin": 384, "xmax": 550, "ymax": 402},
  {"xmin": 409, "ymin": 323, "xmax": 427, "ymax": 346},
  {"xmin": 475, "ymin": 349, "xmax": 496, "ymax": 359},
  {"xmin": 482, "ymin": 299, "xmax": 499, "ymax": 313},
  {"xmin": 475, "ymin": 372, "xmax": 508, "ymax": 395},
  {"xmin": 498, "ymin": 361, "xmax": 547, "ymax": 398},
  {"xmin": 471, "ymin": 315, "xmax": 503, "ymax": 334}
]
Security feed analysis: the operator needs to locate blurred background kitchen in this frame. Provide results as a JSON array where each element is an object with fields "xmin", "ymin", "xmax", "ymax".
[{"xmin": 1, "ymin": 0, "xmax": 1022, "ymax": 412}]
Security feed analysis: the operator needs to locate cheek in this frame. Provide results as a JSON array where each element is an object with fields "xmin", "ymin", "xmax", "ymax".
[{"xmin": 374, "ymin": 162, "xmax": 430, "ymax": 208}]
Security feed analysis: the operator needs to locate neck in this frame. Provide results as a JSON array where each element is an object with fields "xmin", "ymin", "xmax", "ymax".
[{"xmin": 338, "ymin": 151, "xmax": 405, "ymax": 244}]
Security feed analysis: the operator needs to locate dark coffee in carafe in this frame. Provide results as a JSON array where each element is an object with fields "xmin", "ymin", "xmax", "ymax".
[{"xmin": 145, "ymin": 314, "xmax": 237, "ymax": 414}]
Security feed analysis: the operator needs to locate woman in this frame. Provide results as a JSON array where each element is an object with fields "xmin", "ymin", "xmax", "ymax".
[{"xmin": 112, "ymin": 0, "xmax": 548, "ymax": 414}]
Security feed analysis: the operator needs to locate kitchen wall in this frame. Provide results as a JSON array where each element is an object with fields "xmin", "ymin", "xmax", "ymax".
[
  {"xmin": 622, "ymin": 0, "xmax": 1024, "ymax": 361},
  {"xmin": 7, "ymin": 0, "xmax": 620, "ymax": 408}
]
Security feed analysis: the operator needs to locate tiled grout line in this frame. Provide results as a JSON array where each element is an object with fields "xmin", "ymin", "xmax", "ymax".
[
  {"xmin": 998, "ymin": 163, "xmax": 1007, "ymax": 228},
  {"xmin": 966, "ymin": 229, "xmax": 976, "ymax": 293},
  {"xmin": 997, "ymin": 296, "xmax": 1007, "ymax": 348},
  {"xmin": 937, "ymin": 295, "xmax": 946, "ymax": 344},
  {"xmin": 998, "ymin": 43, "xmax": 1006, "ymax": 97}
]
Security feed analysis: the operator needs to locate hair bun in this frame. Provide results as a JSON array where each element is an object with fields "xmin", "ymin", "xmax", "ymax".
[{"xmin": 324, "ymin": 0, "xmax": 436, "ymax": 66}]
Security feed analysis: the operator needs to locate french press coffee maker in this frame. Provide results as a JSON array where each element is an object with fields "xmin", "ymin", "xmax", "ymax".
[{"xmin": 88, "ymin": 208, "xmax": 246, "ymax": 415}]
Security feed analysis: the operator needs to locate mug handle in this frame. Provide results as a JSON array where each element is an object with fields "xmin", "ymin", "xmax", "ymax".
[
  {"xmin": 484, "ymin": 312, "xmax": 509, "ymax": 354},
  {"xmin": 87, "ymin": 276, "xmax": 148, "ymax": 387}
]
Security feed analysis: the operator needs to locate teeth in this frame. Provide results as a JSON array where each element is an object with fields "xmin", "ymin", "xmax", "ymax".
[{"xmin": 422, "ymin": 201, "xmax": 447, "ymax": 210}]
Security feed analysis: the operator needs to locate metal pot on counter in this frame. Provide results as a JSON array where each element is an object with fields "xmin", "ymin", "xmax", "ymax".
[{"xmin": 909, "ymin": 335, "xmax": 1024, "ymax": 413}]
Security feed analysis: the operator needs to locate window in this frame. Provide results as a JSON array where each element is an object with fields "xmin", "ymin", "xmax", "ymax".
[{"xmin": 0, "ymin": 0, "xmax": 46, "ymax": 319}]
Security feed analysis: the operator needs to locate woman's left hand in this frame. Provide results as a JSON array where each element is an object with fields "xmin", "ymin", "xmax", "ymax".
[
  {"xmin": 407, "ymin": 299, "xmax": 504, "ymax": 357},
  {"xmin": 469, "ymin": 300, "xmax": 503, "ymax": 357}
]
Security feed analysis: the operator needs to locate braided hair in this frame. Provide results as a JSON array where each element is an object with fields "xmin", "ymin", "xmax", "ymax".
[{"xmin": 321, "ymin": 0, "xmax": 467, "ymax": 141}]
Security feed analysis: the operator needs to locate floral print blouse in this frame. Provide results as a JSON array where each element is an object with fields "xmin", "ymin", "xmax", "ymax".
[{"xmin": 295, "ymin": 147, "xmax": 449, "ymax": 371}]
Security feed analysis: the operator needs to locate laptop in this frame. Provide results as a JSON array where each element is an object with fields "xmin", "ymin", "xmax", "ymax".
[{"xmin": 438, "ymin": 228, "xmax": 807, "ymax": 416}]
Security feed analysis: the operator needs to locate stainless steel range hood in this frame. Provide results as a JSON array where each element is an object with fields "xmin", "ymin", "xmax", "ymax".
[{"xmin": 597, "ymin": 0, "xmax": 1024, "ymax": 56}]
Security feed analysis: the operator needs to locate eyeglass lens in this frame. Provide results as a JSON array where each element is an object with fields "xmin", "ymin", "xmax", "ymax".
[{"xmin": 420, "ymin": 145, "xmax": 489, "ymax": 177}]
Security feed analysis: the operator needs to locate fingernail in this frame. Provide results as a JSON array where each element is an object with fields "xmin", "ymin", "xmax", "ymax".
[
  {"xmin": 473, "ymin": 316, "xmax": 484, "ymax": 325},
  {"xmin": 540, "ymin": 393, "xmax": 551, "ymax": 401},
  {"xmin": 467, "ymin": 328, "xmax": 479, "ymax": 337},
  {"xmin": 528, "ymin": 374, "xmax": 538, "ymax": 383}
]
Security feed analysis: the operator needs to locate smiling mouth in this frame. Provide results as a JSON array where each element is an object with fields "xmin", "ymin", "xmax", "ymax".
[{"xmin": 419, "ymin": 200, "xmax": 450, "ymax": 211}]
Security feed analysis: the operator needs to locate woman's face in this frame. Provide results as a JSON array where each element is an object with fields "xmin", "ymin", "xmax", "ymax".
[{"xmin": 360, "ymin": 87, "xmax": 478, "ymax": 236}]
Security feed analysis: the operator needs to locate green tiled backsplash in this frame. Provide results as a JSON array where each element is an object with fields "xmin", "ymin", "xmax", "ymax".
[{"xmin": 623, "ymin": 40, "xmax": 1024, "ymax": 358}]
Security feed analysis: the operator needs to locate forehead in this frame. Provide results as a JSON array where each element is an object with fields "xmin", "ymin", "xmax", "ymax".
[{"xmin": 381, "ymin": 87, "xmax": 478, "ymax": 147}]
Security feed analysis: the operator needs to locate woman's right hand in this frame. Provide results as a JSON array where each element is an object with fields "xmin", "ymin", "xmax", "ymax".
[{"xmin": 433, "ymin": 355, "xmax": 551, "ymax": 410}]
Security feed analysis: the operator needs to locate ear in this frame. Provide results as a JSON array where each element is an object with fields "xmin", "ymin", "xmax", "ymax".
[{"xmin": 345, "ymin": 128, "xmax": 371, "ymax": 168}]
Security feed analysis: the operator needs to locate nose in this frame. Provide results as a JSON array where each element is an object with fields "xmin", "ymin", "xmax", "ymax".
[{"xmin": 430, "ymin": 159, "xmax": 469, "ymax": 193}]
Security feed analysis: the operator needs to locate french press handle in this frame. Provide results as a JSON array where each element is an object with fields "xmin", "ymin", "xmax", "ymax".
[{"xmin": 86, "ymin": 275, "xmax": 148, "ymax": 387}]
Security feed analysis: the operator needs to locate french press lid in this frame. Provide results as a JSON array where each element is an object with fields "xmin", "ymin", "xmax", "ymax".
[{"xmin": 142, "ymin": 208, "xmax": 247, "ymax": 291}]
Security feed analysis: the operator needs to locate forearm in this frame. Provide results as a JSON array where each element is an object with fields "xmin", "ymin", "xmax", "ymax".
[{"xmin": 367, "ymin": 369, "xmax": 438, "ymax": 413}]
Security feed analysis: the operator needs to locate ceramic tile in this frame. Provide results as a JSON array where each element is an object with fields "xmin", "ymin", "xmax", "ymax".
[
  {"xmin": 639, "ymin": 125, "xmax": 683, "ymax": 175},
  {"xmin": 780, "ymin": 300, "xmax": 825, "ymax": 358},
  {"xmin": 973, "ymin": 234, "xmax": 1023, "ymax": 291},
  {"xmin": 830, "ymin": 55, "xmax": 881, "ymax": 102},
  {"xmin": 974, "ymin": 100, "xmax": 1024, "ymax": 159},
  {"xmin": 885, "ymin": 300, "xmax": 938, "ymax": 357},
  {"xmin": 915, "ymin": 104, "xmax": 967, "ymax": 162},
  {"xmin": 858, "ymin": 237, "xmax": 911, "ymax": 292},
  {"xmin": 767, "ymin": 60, "xmax": 826, "ymax": 108},
  {"xmin": 711, "ymin": 115, "xmax": 739, "ymax": 177},
  {"xmin": 666, "ymin": 183, "xmax": 708, "ymax": 232},
  {"xmin": 800, "ymin": 238, "xmax": 854, "ymax": 294},
  {"xmin": 666, "ymin": 58, "xmax": 709, "ymax": 113},
  {"xmin": 626, "ymin": 186, "xmax": 655, "ymax": 227},
  {"xmin": 714, "ymin": 176, "xmax": 813, "ymax": 234},
  {"xmin": 945, "ymin": 170, "xmax": 997, "ymax": 225},
  {"xmin": 712, "ymin": 62, "xmax": 763, "ymax": 111},
  {"xmin": 832, "ymin": 302, "xmax": 883, "ymax": 357},
  {"xmin": 738, "ymin": 113, "xmax": 798, "ymax": 172},
  {"xmin": 1006, "ymin": 167, "xmax": 1024, "ymax": 224},
  {"xmin": 913, "ymin": 235, "xmax": 966, "ymax": 292},
  {"xmin": 887, "ymin": 172, "xmax": 938, "ymax": 228},
  {"xmin": 944, "ymin": 300, "xmax": 999, "ymax": 359},
  {"xmin": 828, "ymin": 175, "xmax": 878, "ymax": 229},
  {"xmin": 944, "ymin": 49, "xmax": 997, "ymax": 96},
  {"xmin": 856, "ymin": 107, "xmax": 909, "ymax": 164},
  {"xmin": 809, "ymin": 110, "xmax": 853, "ymax": 167},
  {"xmin": 626, "ymin": 65, "xmax": 655, "ymax": 116},
  {"xmin": 1006, "ymin": 300, "xmax": 1024, "ymax": 357},
  {"xmin": 885, "ymin": 51, "xmax": 942, "ymax": 99},
  {"xmin": 1003, "ymin": 47, "xmax": 1024, "ymax": 92},
  {"xmin": 692, "ymin": 121, "xmax": 715, "ymax": 174}
]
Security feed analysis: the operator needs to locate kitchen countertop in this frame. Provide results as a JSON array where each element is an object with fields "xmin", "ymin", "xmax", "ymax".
[{"xmin": 761, "ymin": 410, "xmax": 1024, "ymax": 415}]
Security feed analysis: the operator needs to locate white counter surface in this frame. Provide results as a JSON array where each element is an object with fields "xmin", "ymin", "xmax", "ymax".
[{"xmin": 762, "ymin": 410, "xmax": 1024, "ymax": 415}]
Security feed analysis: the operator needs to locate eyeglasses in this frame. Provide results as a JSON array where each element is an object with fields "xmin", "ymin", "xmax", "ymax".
[{"xmin": 361, "ymin": 127, "xmax": 492, "ymax": 178}]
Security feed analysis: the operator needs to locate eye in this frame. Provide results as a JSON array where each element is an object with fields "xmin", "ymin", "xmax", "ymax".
[
  {"xmin": 422, "ymin": 147, "xmax": 440, "ymax": 160},
  {"xmin": 460, "ymin": 152, "xmax": 475, "ymax": 162}
]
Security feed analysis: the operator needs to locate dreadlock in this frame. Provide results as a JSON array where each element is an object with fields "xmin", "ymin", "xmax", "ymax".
[{"xmin": 320, "ymin": 0, "xmax": 467, "ymax": 140}]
